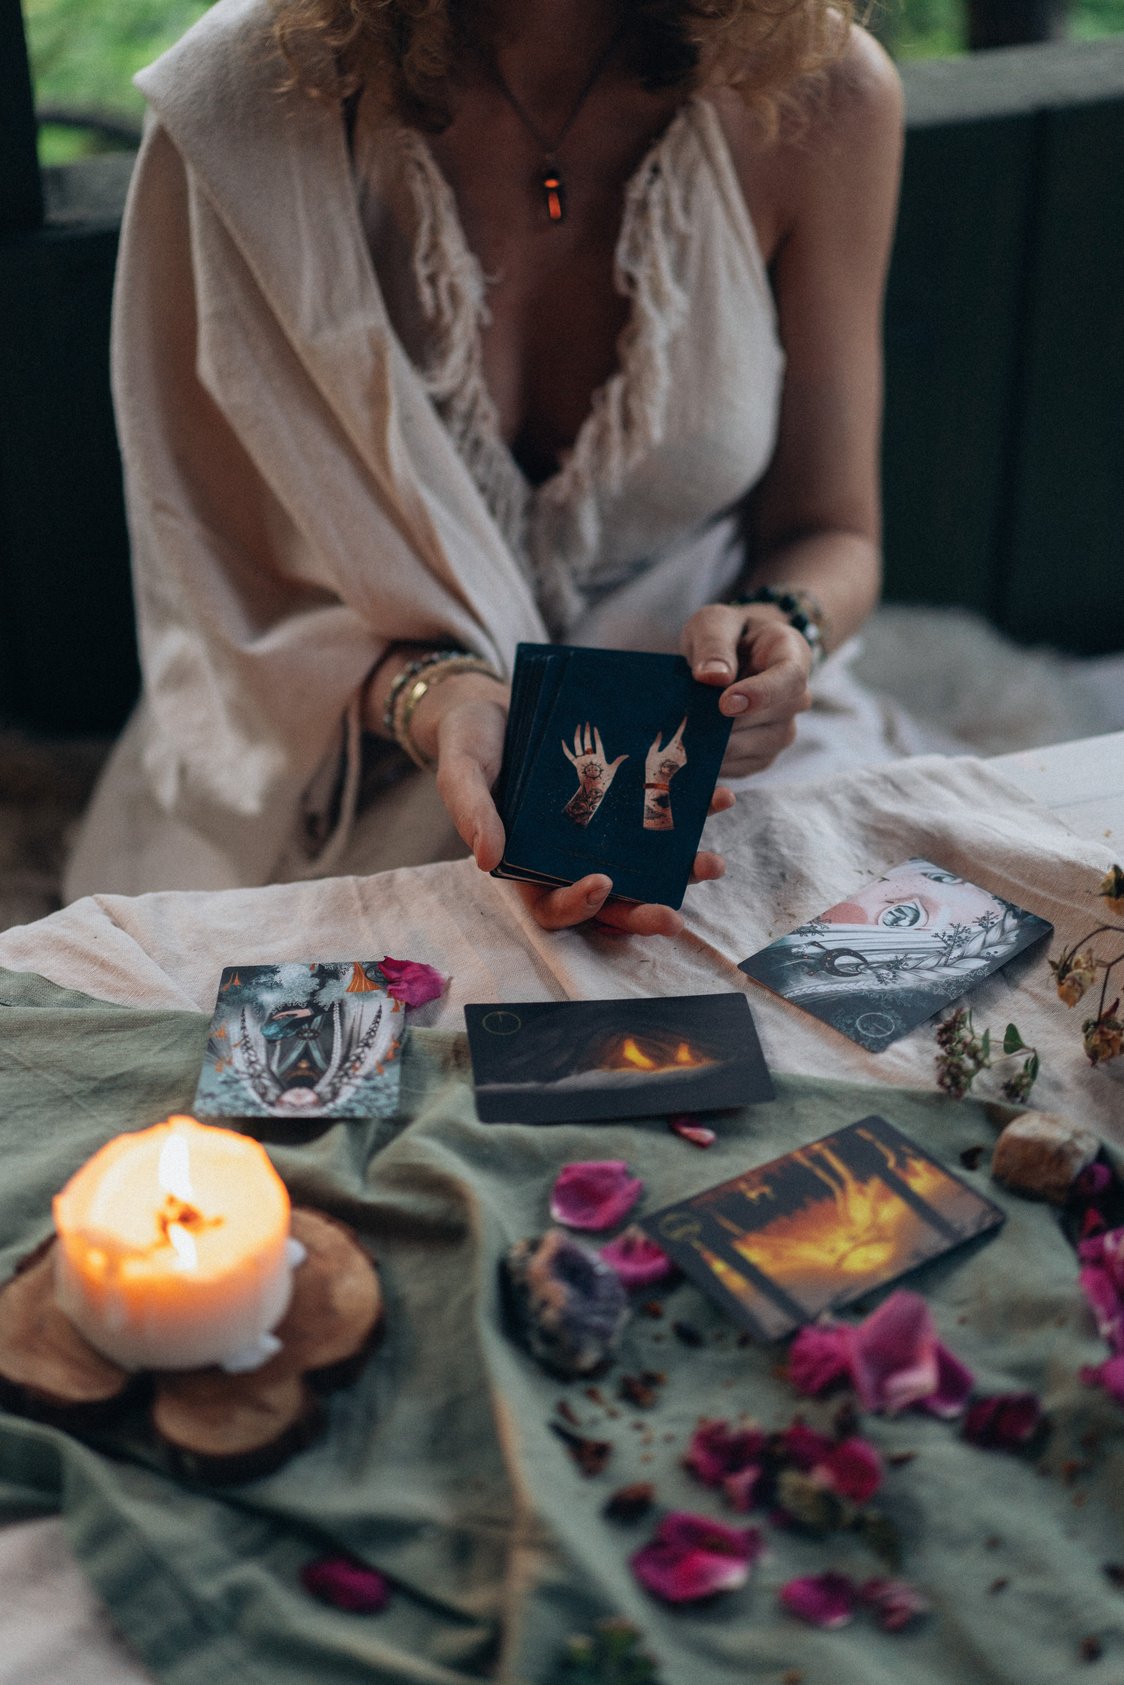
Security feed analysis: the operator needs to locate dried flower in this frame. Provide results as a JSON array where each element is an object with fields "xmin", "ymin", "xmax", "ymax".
[
  {"xmin": 599, "ymin": 1226, "xmax": 674, "ymax": 1289},
  {"xmin": 1083, "ymin": 1008, "xmax": 1123, "ymax": 1066},
  {"xmin": 1098, "ymin": 865, "xmax": 1124, "ymax": 911},
  {"xmin": 630, "ymin": 1512, "xmax": 763, "ymax": 1603},
  {"xmin": 961, "ymin": 1392, "xmax": 1046, "ymax": 1452},
  {"xmin": 779, "ymin": 1572, "xmax": 857, "ymax": 1628},
  {"xmin": 789, "ymin": 1291, "xmax": 974, "ymax": 1418},
  {"xmin": 668, "ymin": 1115, "xmax": 716, "ymax": 1148},
  {"xmin": 935, "ymin": 1010, "xmax": 1040, "ymax": 1101},
  {"xmin": 376, "ymin": 956, "xmax": 445, "ymax": 1006},
  {"xmin": 859, "ymin": 1576, "xmax": 930, "ymax": 1631},
  {"xmin": 300, "ymin": 1556, "xmax": 390, "ymax": 1613},
  {"xmin": 550, "ymin": 1162, "xmax": 644, "ymax": 1231},
  {"xmin": 1048, "ymin": 872, "xmax": 1124, "ymax": 1067},
  {"xmin": 1052, "ymin": 948, "xmax": 1099, "ymax": 1007},
  {"xmin": 683, "ymin": 1419, "xmax": 767, "ymax": 1488}
]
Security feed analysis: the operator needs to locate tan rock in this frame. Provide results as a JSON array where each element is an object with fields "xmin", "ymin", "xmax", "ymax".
[{"xmin": 991, "ymin": 1112, "xmax": 1100, "ymax": 1204}]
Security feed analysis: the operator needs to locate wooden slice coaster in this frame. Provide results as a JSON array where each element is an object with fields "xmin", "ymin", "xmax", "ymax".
[
  {"xmin": 0, "ymin": 1237, "xmax": 135, "ymax": 1426},
  {"xmin": 0, "ymin": 1209, "xmax": 383, "ymax": 1484}
]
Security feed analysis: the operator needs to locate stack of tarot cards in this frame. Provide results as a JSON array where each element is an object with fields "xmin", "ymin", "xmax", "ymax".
[{"xmin": 492, "ymin": 644, "xmax": 732, "ymax": 908}]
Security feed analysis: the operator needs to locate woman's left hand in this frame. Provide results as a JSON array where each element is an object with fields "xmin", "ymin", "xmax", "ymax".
[{"xmin": 681, "ymin": 603, "xmax": 813, "ymax": 778}]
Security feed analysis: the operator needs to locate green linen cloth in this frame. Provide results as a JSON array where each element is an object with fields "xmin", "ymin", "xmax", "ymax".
[{"xmin": 0, "ymin": 965, "xmax": 1121, "ymax": 1684}]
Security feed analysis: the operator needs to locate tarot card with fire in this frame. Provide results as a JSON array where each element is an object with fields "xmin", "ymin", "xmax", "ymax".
[
  {"xmin": 642, "ymin": 1115, "xmax": 1004, "ymax": 1340},
  {"xmin": 193, "ymin": 961, "xmax": 404, "ymax": 1120},
  {"xmin": 464, "ymin": 993, "xmax": 774, "ymax": 1124}
]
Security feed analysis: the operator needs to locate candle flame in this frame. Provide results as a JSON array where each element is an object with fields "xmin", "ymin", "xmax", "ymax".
[
  {"xmin": 166, "ymin": 1222, "xmax": 198, "ymax": 1271},
  {"xmin": 158, "ymin": 1127, "xmax": 194, "ymax": 1203}
]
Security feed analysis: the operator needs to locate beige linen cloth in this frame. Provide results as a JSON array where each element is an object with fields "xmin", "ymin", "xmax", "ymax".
[{"xmin": 14, "ymin": 754, "xmax": 1124, "ymax": 1143}]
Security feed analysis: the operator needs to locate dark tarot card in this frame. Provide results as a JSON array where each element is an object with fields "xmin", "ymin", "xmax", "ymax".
[
  {"xmin": 464, "ymin": 993, "xmax": 774, "ymax": 1124},
  {"xmin": 642, "ymin": 1115, "xmax": 1004, "ymax": 1341},
  {"xmin": 493, "ymin": 644, "xmax": 732, "ymax": 908},
  {"xmin": 193, "ymin": 962, "xmax": 405, "ymax": 1120},
  {"xmin": 738, "ymin": 857, "xmax": 1053, "ymax": 1051}
]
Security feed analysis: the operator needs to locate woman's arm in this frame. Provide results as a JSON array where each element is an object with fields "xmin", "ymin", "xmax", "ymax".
[{"xmin": 682, "ymin": 28, "xmax": 905, "ymax": 777}]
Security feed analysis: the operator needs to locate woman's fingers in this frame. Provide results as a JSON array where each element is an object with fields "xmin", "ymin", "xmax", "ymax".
[
  {"xmin": 516, "ymin": 875, "xmax": 613, "ymax": 931},
  {"xmin": 720, "ymin": 716, "xmax": 800, "ymax": 778},
  {"xmin": 689, "ymin": 850, "xmax": 725, "ymax": 884},
  {"xmin": 682, "ymin": 603, "xmax": 745, "ymax": 685},
  {"xmin": 434, "ymin": 697, "xmax": 508, "ymax": 871},
  {"xmin": 708, "ymin": 785, "xmax": 736, "ymax": 816}
]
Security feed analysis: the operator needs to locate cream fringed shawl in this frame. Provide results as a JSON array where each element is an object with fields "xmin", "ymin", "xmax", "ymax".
[{"xmin": 65, "ymin": 0, "xmax": 549, "ymax": 898}]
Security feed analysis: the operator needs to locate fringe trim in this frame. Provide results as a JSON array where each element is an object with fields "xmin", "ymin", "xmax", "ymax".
[
  {"xmin": 391, "ymin": 106, "xmax": 698, "ymax": 637},
  {"xmin": 394, "ymin": 129, "xmax": 532, "ymax": 577}
]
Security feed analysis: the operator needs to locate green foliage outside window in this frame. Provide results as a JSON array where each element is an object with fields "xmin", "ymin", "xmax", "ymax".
[{"xmin": 22, "ymin": 0, "xmax": 1124, "ymax": 164}]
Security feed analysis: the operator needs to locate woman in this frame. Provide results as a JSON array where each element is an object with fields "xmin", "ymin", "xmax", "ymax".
[{"xmin": 65, "ymin": 0, "xmax": 903, "ymax": 936}]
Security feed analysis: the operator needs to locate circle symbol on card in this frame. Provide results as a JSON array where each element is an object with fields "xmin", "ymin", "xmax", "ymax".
[
  {"xmin": 482, "ymin": 1010, "xmax": 522, "ymax": 1036},
  {"xmin": 853, "ymin": 1011, "xmax": 896, "ymax": 1042}
]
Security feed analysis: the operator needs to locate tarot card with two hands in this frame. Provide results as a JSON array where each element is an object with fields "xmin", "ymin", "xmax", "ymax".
[
  {"xmin": 192, "ymin": 962, "xmax": 405, "ymax": 1121},
  {"xmin": 464, "ymin": 993, "xmax": 774, "ymax": 1124},
  {"xmin": 641, "ymin": 1115, "xmax": 1005, "ymax": 1342},
  {"xmin": 492, "ymin": 644, "xmax": 733, "ymax": 908},
  {"xmin": 738, "ymin": 858, "xmax": 1053, "ymax": 1051}
]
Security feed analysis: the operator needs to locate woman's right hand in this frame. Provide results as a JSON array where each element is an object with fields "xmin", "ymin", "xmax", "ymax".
[{"xmin": 417, "ymin": 672, "xmax": 729, "ymax": 936}]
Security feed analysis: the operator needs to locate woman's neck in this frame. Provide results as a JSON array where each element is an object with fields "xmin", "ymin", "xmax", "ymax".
[{"xmin": 486, "ymin": 1, "xmax": 629, "ymax": 108}]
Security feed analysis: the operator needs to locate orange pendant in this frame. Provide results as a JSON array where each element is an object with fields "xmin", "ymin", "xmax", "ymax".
[{"xmin": 540, "ymin": 166, "xmax": 565, "ymax": 224}]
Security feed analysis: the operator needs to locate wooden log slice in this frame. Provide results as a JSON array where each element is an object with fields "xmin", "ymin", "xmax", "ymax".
[
  {"xmin": 285, "ymin": 1207, "xmax": 385, "ymax": 1390},
  {"xmin": 0, "ymin": 1237, "xmax": 134, "ymax": 1426},
  {"xmin": 0, "ymin": 1210, "xmax": 382, "ymax": 1484},
  {"xmin": 151, "ymin": 1208, "xmax": 382, "ymax": 1483},
  {"xmin": 152, "ymin": 1366, "xmax": 321, "ymax": 1486}
]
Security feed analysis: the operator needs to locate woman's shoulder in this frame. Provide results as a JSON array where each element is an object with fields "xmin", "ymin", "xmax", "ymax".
[
  {"xmin": 709, "ymin": 23, "xmax": 903, "ymax": 258},
  {"xmin": 136, "ymin": 0, "xmax": 280, "ymax": 117}
]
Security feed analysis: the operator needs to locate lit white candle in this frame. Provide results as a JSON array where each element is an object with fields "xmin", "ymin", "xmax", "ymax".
[{"xmin": 53, "ymin": 1115, "xmax": 296, "ymax": 1371}]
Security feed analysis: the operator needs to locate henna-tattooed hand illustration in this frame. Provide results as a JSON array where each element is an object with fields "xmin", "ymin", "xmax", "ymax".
[
  {"xmin": 561, "ymin": 723, "xmax": 628, "ymax": 826},
  {"xmin": 643, "ymin": 716, "xmax": 687, "ymax": 830}
]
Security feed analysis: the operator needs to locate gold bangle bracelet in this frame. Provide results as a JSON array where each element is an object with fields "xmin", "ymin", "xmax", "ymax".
[{"xmin": 394, "ymin": 654, "xmax": 504, "ymax": 770}]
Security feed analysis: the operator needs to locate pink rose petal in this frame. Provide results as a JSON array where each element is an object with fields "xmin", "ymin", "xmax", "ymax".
[
  {"xmin": 550, "ymin": 1161, "xmax": 644, "ymax": 1232},
  {"xmin": 961, "ymin": 1392, "xmax": 1044, "ymax": 1451},
  {"xmin": 599, "ymin": 1226, "xmax": 675, "ymax": 1289},
  {"xmin": 378, "ymin": 956, "xmax": 445, "ymax": 1007},
  {"xmin": 1080, "ymin": 1260, "xmax": 1124, "ymax": 1353},
  {"xmin": 920, "ymin": 1341, "xmax": 976, "ymax": 1419},
  {"xmin": 1081, "ymin": 1353, "xmax": 1124, "ymax": 1404},
  {"xmin": 818, "ymin": 1436, "xmax": 883, "ymax": 1504},
  {"xmin": 722, "ymin": 1464, "xmax": 764, "ymax": 1513},
  {"xmin": 848, "ymin": 1292, "xmax": 941, "ymax": 1415},
  {"xmin": 779, "ymin": 1572, "xmax": 857, "ymax": 1628},
  {"xmin": 669, "ymin": 1115, "xmax": 717, "ymax": 1148},
  {"xmin": 788, "ymin": 1324, "xmax": 851, "ymax": 1396},
  {"xmin": 859, "ymin": 1576, "xmax": 930, "ymax": 1632},
  {"xmin": 683, "ymin": 1420, "xmax": 767, "ymax": 1487},
  {"xmin": 631, "ymin": 1512, "xmax": 763, "ymax": 1603},
  {"xmin": 300, "ymin": 1556, "xmax": 390, "ymax": 1613},
  {"xmin": 779, "ymin": 1421, "xmax": 835, "ymax": 1471}
]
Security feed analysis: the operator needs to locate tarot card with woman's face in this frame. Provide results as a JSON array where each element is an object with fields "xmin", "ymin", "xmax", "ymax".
[
  {"xmin": 193, "ymin": 962, "xmax": 404, "ymax": 1119},
  {"xmin": 738, "ymin": 858, "xmax": 1052, "ymax": 1051}
]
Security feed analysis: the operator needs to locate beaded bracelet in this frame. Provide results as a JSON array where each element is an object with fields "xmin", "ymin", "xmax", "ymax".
[
  {"xmin": 382, "ymin": 649, "xmax": 467, "ymax": 740},
  {"xmin": 729, "ymin": 585, "xmax": 831, "ymax": 670},
  {"xmin": 392, "ymin": 652, "xmax": 504, "ymax": 770}
]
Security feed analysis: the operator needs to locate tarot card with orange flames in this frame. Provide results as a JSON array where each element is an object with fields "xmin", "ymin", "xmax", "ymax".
[
  {"xmin": 464, "ymin": 994, "xmax": 773, "ymax": 1123},
  {"xmin": 642, "ymin": 1116, "xmax": 1003, "ymax": 1340}
]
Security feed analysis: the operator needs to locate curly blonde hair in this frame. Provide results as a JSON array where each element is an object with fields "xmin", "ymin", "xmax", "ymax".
[{"xmin": 271, "ymin": 0, "xmax": 853, "ymax": 134}]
